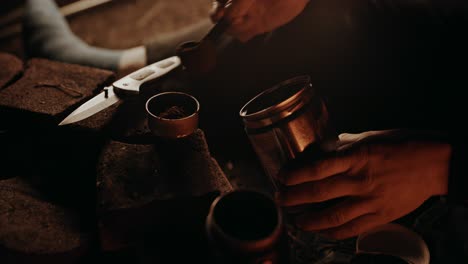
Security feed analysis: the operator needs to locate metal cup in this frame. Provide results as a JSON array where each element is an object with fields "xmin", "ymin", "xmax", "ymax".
[
  {"xmin": 206, "ymin": 190, "xmax": 289, "ymax": 264},
  {"xmin": 240, "ymin": 76, "xmax": 344, "ymax": 263},
  {"xmin": 354, "ymin": 224, "xmax": 430, "ymax": 264},
  {"xmin": 146, "ymin": 92, "xmax": 200, "ymax": 139},
  {"xmin": 239, "ymin": 75, "xmax": 336, "ymax": 190}
]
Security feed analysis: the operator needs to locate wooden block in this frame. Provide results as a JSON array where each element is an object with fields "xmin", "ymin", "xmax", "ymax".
[
  {"xmin": 0, "ymin": 58, "xmax": 114, "ymax": 127},
  {"xmin": 96, "ymin": 129, "xmax": 232, "ymax": 251},
  {"xmin": 68, "ymin": 101, "xmax": 121, "ymax": 133},
  {"xmin": 0, "ymin": 178, "xmax": 90, "ymax": 264},
  {"xmin": 0, "ymin": 53, "xmax": 22, "ymax": 90},
  {"xmin": 97, "ymin": 129, "xmax": 231, "ymax": 211}
]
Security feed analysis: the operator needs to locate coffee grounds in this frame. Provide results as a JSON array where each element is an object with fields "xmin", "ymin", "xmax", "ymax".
[
  {"xmin": 0, "ymin": 53, "xmax": 23, "ymax": 90},
  {"xmin": 158, "ymin": 106, "xmax": 188, "ymax": 119}
]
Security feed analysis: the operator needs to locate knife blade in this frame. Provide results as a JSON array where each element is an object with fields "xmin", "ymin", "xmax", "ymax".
[
  {"xmin": 58, "ymin": 86, "xmax": 119, "ymax": 126},
  {"xmin": 58, "ymin": 56, "xmax": 181, "ymax": 126}
]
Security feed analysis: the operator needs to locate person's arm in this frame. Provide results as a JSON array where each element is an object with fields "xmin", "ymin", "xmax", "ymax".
[
  {"xmin": 276, "ymin": 130, "xmax": 453, "ymax": 240},
  {"xmin": 210, "ymin": 0, "xmax": 310, "ymax": 42}
]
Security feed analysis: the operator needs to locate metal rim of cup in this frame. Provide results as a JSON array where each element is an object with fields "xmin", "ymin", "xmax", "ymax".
[
  {"xmin": 206, "ymin": 190, "xmax": 283, "ymax": 252},
  {"xmin": 239, "ymin": 75, "xmax": 314, "ymax": 129},
  {"xmin": 145, "ymin": 91, "xmax": 200, "ymax": 138},
  {"xmin": 356, "ymin": 223, "xmax": 430, "ymax": 264}
]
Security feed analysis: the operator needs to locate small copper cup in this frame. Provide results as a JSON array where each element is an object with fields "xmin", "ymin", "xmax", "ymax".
[
  {"xmin": 206, "ymin": 190, "xmax": 289, "ymax": 264},
  {"xmin": 146, "ymin": 92, "xmax": 200, "ymax": 139}
]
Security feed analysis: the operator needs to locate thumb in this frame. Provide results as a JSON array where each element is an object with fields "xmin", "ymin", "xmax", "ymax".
[{"xmin": 210, "ymin": 0, "xmax": 228, "ymax": 22}]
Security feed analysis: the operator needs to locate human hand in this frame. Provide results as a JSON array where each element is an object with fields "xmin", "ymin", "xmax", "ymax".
[
  {"xmin": 277, "ymin": 130, "xmax": 451, "ymax": 240},
  {"xmin": 210, "ymin": 0, "xmax": 310, "ymax": 42}
]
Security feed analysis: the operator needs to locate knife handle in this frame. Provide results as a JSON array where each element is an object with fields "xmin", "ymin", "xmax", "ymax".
[{"xmin": 113, "ymin": 56, "xmax": 181, "ymax": 96}]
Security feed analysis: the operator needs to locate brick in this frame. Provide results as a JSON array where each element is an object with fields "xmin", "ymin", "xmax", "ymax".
[
  {"xmin": 0, "ymin": 58, "xmax": 114, "ymax": 127},
  {"xmin": 96, "ymin": 129, "xmax": 232, "ymax": 251},
  {"xmin": 0, "ymin": 178, "xmax": 90, "ymax": 263},
  {"xmin": 0, "ymin": 53, "xmax": 22, "ymax": 90}
]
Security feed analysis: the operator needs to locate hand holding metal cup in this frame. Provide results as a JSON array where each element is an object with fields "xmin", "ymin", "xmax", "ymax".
[{"xmin": 239, "ymin": 75, "xmax": 340, "ymax": 262}]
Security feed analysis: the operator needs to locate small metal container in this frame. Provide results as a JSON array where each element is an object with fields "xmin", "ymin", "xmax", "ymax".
[
  {"xmin": 239, "ymin": 75, "xmax": 336, "ymax": 188},
  {"xmin": 206, "ymin": 190, "xmax": 289, "ymax": 264},
  {"xmin": 353, "ymin": 224, "xmax": 430, "ymax": 264},
  {"xmin": 146, "ymin": 92, "xmax": 200, "ymax": 139}
]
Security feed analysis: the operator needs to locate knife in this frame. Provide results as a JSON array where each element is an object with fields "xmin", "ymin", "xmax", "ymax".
[
  {"xmin": 58, "ymin": 56, "xmax": 181, "ymax": 126},
  {"xmin": 59, "ymin": 14, "xmax": 229, "ymax": 126}
]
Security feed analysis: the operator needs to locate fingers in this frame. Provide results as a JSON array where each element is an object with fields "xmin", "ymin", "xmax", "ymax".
[
  {"xmin": 294, "ymin": 198, "xmax": 376, "ymax": 231},
  {"xmin": 210, "ymin": 0, "xmax": 226, "ymax": 22},
  {"xmin": 320, "ymin": 213, "xmax": 385, "ymax": 240},
  {"xmin": 337, "ymin": 130, "xmax": 398, "ymax": 150},
  {"xmin": 278, "ymin": 152, "xmax": 357, "ymax": 186},
  {"xmin": 209, "ymin": 0, "xmax": 257, "ymax": 42},
  {"xmin": 210, "ymin": 0, "xmax": 255, "ymax": 23},
  {"xmin": 225, "ymin": 16, "xmax": 257, "ymax": 42},
  {"xmin": 337, "ymin": 133, "xmax": 362, "ymax": 147},
  {"xmin": 222, "ymin": 0, "xmax": 255, "ymax": 22},
  {"xmin": 279, "ymin": 175, "xmax": 362, "ymax": 206}
]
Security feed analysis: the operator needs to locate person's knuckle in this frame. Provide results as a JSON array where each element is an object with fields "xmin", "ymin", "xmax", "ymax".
[
  {"xmin": 363, "ymin": 199, "xmax": 378, "ymax": 212},
  {"xmin": 345, "ymin": 223, "xmax": 361, "ymax": 238},
  {"xmin": 309, "ymin": 182, "xmax": 328, "ymax": 201},
  {"xmin": 327, "ymin": 211, "xmax": 345, "ymax": 226},
  {"xmin": 358, "ymin": 172, "xmax": 375, "ymax": 192},
  {"xmin": 377, "ymin": 209, "xmax": 393, "ymax": 221},
  {"xmin": 327, "ymin": 229, "xmax": 346, "ymax": 240},
  {"xmin": 352, "ymin": 146, "xmax": 374, "ymax": 190},
  {"xmin": 314, "ymin": 161, "xmax": 328, "ymax": 175},
  {"xmin": 357, "ymin": 144, "xmax": 371, "ymax": 161}
]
